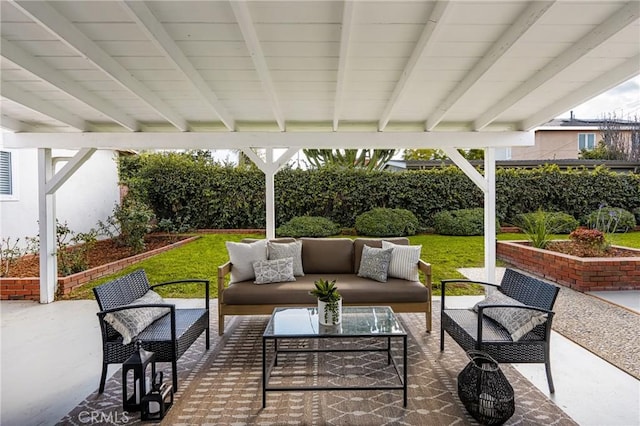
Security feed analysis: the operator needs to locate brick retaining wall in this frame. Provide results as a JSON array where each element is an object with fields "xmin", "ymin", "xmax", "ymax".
[
  {"xmin": 0, "ymin": 236, "xmax": 199, "ymax": 301},
  {"xmin": 497, "ymin": 240, "xmax": 640, "ymax": 292}
]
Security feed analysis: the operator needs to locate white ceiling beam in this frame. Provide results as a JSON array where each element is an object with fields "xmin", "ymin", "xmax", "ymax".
[
  {"xmin": 333, "ymin": 1, "xmax": 356, "ymax": 132},
  {"xmin": 378, "ymin": 1, "xmax": 452, "ymax": 131},
  {"xmin": 3, "ymin": 130, "xmax": 534, "ymax": 150},
  {"xmin": 11, "ymin": 0, "xmax": 189, "ymax": 131},
  {"xmin": 474, "ymin": 1, "xmax": 640, "ymax": 130},
  {"xmin": 521, "ymin": 55, "xmax": 640, "ymax": 131},
  {"xmin": 121, "ymin": 1, "xmax": 235, "ymax": 131},
  {"xmin": 426, "ymin": 1, "xmax": 555, "ymax": 131},
  {"xmin": 0, "ymin": 115, "xmax": 33, "ymax": 132},
  {"xmin": 1, "ymin": 82, "xmax": 87, "ymax": 131},
  {"xmin": 230, "ymin": 0, "xmax": 285, "ymax": 131},
  {"xmin": 1, "ymin": 38, "xmax": 139, "ymax": 132}
]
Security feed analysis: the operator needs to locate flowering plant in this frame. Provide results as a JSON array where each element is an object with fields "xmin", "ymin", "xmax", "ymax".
[{"xmin": 569, "ymin": 228, "xmax": 607, "ymax": 254}]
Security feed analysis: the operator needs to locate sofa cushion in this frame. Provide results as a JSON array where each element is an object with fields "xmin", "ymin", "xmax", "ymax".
[
  {"xmin": 300, "ymin": 238, "xmax": 354, "ymax": 274},
  {"xmin": 357, "ymin": 245, "xmax": 393, "ymax": 282},
  {"xmin": 382, "ymin": 240, "xmax": 421, "ymax": 281},
  {"xmin": 253, "ymin": 257, "xmax": 296, "ymax": 284},
  {"xmin": 223, "ymin": 274, "xmax": 429, "ymax": 305},
  {"xmin": 268, "ymin": 240, "xmax": 304, "ymax": 276},
  {"xmin": 104, "ymin": 290, "xmax": 170, "ymax": 344},
  {"xmin": 353, "ymin": 237, "xmax": 408, "ymax": 272},
  {"xmin": 226, "ymin": 239, "xmax": 268, "ymax": 283},
  {"xmin": 473, "ymin": 291, "xmax": 547, "ymax": 341}
]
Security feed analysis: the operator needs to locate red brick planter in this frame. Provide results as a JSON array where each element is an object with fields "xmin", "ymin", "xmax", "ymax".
[
  {"xmin": 0, "ymin": 236, "xmax": 199, "ymax": 301},
  {"xmin": 497, "ymin": 240, "xmax": 640, "ymax": 292}
]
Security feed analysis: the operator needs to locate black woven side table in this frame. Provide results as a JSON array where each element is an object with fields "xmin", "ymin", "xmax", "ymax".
[{"xmin": 457, "ymin": 350, "xmax": 515, "ymax": 425}]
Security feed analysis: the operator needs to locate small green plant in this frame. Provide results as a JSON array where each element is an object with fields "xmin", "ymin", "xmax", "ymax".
[
  {"xmin": 309, "ymin": 279, "xmax": 341, "ymax": 324},
  {"xmin": 1, "ymin": 237, "xmax": 25, "ymax": 277},
  {"xmin": 55, "ymin": 220, "xmax": 99, "ymax": 276},
  {"xmin": 433, "ymin": 208, "xmax": 487, "ymax": 236},
  {"xmin": 515, "ymin": 210, "xmax": 578, "ymax": 249},
  {"xmin": 99, "ymin": 201, "xmax": 155, "ymax": 253},
  {"xmin": 585, "ymin": 205, "xmax": 635, "ymax": 233},
  {"xmin": 355, "ymin": 208, "xmax": 418, "ymax": 237},
  {"xmin": 276, "ymin": 216, "xmax": 340, "ymax": 237}
]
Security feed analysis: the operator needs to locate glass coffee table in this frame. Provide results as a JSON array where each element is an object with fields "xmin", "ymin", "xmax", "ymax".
[{"xmin": 262, "ymin": 306, "xmax": 407, "ymax": 407}]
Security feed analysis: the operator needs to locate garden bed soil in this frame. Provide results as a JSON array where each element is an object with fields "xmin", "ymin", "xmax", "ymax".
[
  {"xmin": 6, "ymin": 234, "xmax": 188, "ymax": 278},
  {"xmin": 545, "ymin": 240, "xmax": 640, "ymax": 258}
]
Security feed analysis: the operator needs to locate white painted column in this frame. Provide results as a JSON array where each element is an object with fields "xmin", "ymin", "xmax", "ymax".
[
  {"xmin": 484, "ymin": 147, "xmax": 497, "ymax": 283},
  {"xmin": 38, "ymin": 148, "xmax": 57, "ymax": 303},
  {"xmin": 242, "ymin": 147, "xmax": 299, "ymax": 239},
  {"xmin": 264, "ymin": 149, "xmax": 276, "ymax": 239}
]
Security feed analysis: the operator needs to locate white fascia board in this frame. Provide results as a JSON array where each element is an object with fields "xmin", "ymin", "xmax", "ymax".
[{"xmin": 3, "ymin": 131, "xmax": 535, "ymax": 150}]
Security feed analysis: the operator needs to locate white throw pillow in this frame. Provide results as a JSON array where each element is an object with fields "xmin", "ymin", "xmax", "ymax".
[
  {"xmin": 473, "ymin": 291, "xmax": 547, "ymax": 341},
  {"xmin": 382, "ymin": 241, "xmax": 421, "ymax": 281},
  {"xmin": 226, "ymin": 239, "xmax": 268, "ymax": 283},
  {"xmin": 253, "ymin": 257, "xmax": 296, "ymax": 284},
  {"xmin": 104, "ymin": 290, "xmax": 169, "ymax": 345},
  {"xmin": 268, "ymin": 240, "xmax": 304, "ymax": 276}
]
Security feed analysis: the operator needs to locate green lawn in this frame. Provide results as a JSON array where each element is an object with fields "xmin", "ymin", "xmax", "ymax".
[{"xmin": 68, "ymin": 231, "xmax": 640, "ymax": 300}]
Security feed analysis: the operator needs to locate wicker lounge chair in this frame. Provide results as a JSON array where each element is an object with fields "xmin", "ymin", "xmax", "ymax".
[
  {"xmin": 93, "ymin": 269, "xmax": 210, "ymax": 392},
  {"xmin": 440, "ymin": 268, "xmax": 560, "ymax": 393}
]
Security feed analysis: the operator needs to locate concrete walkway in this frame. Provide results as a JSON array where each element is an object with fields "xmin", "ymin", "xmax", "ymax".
[{"xmin": 1, "ymin": 293, "xmax": 639, "ymax": 426}]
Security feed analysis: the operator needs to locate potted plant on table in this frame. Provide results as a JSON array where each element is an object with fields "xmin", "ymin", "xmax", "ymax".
[{"xmin": 310, "ymin": 279, "xmax": 342, "ymax": 325}]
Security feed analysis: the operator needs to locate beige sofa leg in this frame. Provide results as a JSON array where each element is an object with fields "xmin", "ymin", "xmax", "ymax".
[{"xmin": 218, "ymin": 312, "xmax": 225, "ymax": 335}]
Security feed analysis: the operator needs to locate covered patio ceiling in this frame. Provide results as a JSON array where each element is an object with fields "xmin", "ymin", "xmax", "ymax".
[
  {"xmin": 1, "ymin": 0, "xmax": 638, "ymax": 303},
  {"xmin": 0, "ymin": 0, "xmax": 638, "ymax": 143}
]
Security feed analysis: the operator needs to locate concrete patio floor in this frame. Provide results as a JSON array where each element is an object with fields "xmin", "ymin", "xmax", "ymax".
[{"xmin": 1, "ymin": 293, "xmax": 639, "ymax": 426}]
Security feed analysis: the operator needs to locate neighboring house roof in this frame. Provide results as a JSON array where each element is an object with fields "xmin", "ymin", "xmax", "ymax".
[
  {"xmin": 385, "ymin": 159, "xmax": 640, "ymax": 174},
  {"xmin": 539, "ymin": 116, "xmax": 640, "ymax": 131}
]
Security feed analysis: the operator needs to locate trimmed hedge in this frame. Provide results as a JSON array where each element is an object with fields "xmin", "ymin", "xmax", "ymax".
[
  {"xmin": 355, "ymin": 208, "xmax": 419, "ymax": 237},
  {"xmin": 276, "ymin": 216, "xmax": 341, "ymax": 237},
  {"xmin": 433, "ymin": 208, "xmax": 485, "ymax": 236},
  {"xmin": 121, "ymin": 154, "xmax": 640, "ymax": 230}
]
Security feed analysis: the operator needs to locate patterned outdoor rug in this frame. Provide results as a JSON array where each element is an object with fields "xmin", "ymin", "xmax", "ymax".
[{"xmin": 60, "ymin": 303, "xmax": 577, "ymax": 425}]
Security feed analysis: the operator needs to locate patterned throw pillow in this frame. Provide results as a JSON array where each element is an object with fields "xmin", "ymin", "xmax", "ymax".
[
  {"xmin": 381, "ymin": 241, "xmax": 421, "ymax": 281},
  {"xmin": 473, "ymin": 291, "xmax": 547, "ymax": 341},
  {"xmin": 253, "ymin": 257, "xmax": 296, "ymax": 284},
  {"xmin": 104, "ymin": 290, "xmax": 169, "ymax": 344},
  {"xmin": 225, "ymin": 239, "xmax": 268, "ymax": 283},
  {"xmin": 268, "ymin": 241, "xmax": 304, "ymax": 276},
  {"xmin": 357, "ymin": 245, "xmax": 393, "ymax": 283}
]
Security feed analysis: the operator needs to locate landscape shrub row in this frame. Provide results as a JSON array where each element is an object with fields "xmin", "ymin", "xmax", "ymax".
[{"xmin": 121, "ymin": 154, "xmax": 640, "ymax": 230}]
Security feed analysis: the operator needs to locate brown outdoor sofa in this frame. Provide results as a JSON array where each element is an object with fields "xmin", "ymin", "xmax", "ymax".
[{"xmin": 217, "ymin": 237, "xmax": 432, "ymax": 335}]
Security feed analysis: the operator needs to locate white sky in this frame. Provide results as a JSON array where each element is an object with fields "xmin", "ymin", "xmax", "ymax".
[{"xmin": 556, "ymin": 75, "xmax": 640, "ymax": 120}]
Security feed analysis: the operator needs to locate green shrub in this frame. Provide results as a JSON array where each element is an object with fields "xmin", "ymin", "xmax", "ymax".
[
  {"xmin": 433, "ymin": 208, "xmax": 486, "ymax": 236},
  {"xmin": 355, "ymin": 208, "xmax": 418, "ymax": 237},
  {"xmin": 585, "ymin": 206, "xmax": 636, "ymax": 233},
  {"xmin": 99, "ymin": 201, "xmax": 155, "ymax": 253},
  {"xmin": 276, "ymin": 216, "xmax": 340, "ymax": 237},
  {"xmin": 634, "ymin": 207, "xmax": 640, "ymax": 225}
]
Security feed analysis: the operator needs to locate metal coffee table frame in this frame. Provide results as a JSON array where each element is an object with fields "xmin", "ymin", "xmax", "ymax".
[{"xmin": 262, "ymin": 306, "xmax": 408, "ymax": 408}]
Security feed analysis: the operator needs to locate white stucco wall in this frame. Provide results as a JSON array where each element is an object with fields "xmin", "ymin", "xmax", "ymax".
[{"xmin": 0, "ymin": 149, "xmax": 120, "ymax": 250}]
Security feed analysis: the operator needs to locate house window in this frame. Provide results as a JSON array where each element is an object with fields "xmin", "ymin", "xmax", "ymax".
[
  {"xmin": 578, "ymin": 133, "xmax": 596, "ymax": 151},
  {"xmin": 0, "ymin": 150, "xmax": 18, "ymax": 200}
]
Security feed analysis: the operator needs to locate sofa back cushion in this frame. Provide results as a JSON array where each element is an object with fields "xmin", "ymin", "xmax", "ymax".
[
  {"xmin": 353, "ymin": 237, "xmax": 409, "ymax": 273},
  {"xmin": 301, "ymin": 238, "xmax": 354, "ymax": 273}
]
